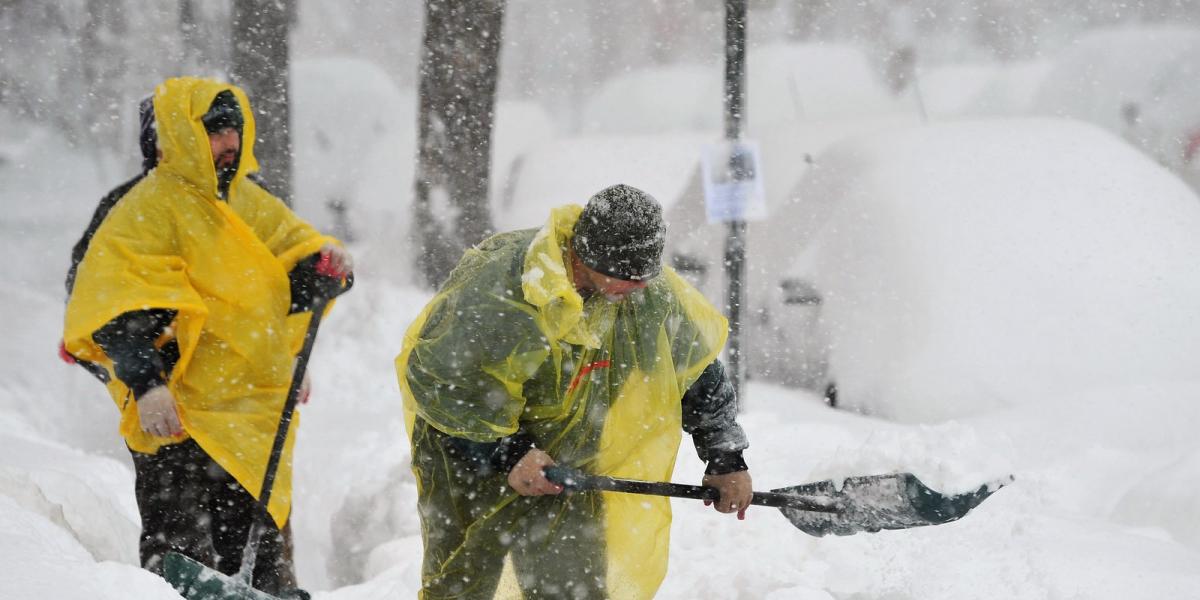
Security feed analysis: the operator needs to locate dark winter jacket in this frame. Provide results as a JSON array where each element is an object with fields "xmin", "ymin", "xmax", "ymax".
[{"xmin": 65, "ymin": 96, "xmax": 158, "ymax": 297}]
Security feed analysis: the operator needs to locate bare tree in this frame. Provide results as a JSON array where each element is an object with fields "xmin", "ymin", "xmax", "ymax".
[
  {"xmin": 231, "ymin": 0, "xmax": 296, "ymax": 204},
  {"xmin": 176, "ymin": 1, "xmax": 233, "ymax": 75},
  {"xmin": 413, "ymin": 0, "xmax": 505, "ymax": 287}
]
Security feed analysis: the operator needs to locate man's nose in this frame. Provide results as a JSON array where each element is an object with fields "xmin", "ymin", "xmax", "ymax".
[{"xmin": 216, "ymin": 128, "xmax": 239, "ymax": 145}]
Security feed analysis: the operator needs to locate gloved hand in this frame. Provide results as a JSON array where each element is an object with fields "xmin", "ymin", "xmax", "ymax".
[
  {"xmin": 703, "ymin": 470, "xmax": 753, "ymax": 520},
  {"xmin": 319, "ymin": 243, "xmax": 353, "ymax": 277},
  {"xmin": 138, "ymin": 385, "xmax": 183, "ymax": 438},
  {"xmin": 289, "ymin": 246, "xmax": 353, "ymax": 314},
  {"xmin": 508, "ymin": 448, "xmax": 564, "ymax": 496}
]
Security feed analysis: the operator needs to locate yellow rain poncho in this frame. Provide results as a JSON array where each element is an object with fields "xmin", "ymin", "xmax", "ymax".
[
  {"xmin": 396, "ymin": 206, "xmax": 728, "ymax": 599},
  {"xmin": 63, "ymin": 77, "xmax": 335, "ymax": 527}
]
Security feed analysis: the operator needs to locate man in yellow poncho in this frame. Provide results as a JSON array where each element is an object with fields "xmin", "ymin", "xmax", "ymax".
[
  {"xmin": 396, "ymin": 184, "xmax": 754, "ymax": 599},
  {"xmin": 62, "ymin": 77, "xmax": 351, "ymax": 598}
]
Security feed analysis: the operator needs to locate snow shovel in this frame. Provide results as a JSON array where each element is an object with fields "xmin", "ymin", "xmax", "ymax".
[
  {"xmin": 544, "ymin": 465, "xmax": 1009, "ymax": 537},
  {"xmin": 163, "ymin": 256, "xmax": 352, "ymax": 600}
]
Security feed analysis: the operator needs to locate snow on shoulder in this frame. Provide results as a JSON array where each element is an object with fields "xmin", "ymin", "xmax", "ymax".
[{"xmin": 795, "ymin": 118, "xmax": 1200, "ymax": 421}]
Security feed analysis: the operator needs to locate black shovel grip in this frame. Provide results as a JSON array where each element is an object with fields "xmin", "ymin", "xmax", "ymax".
[{"xmin": 544, "ymin": 466, "xmax": 841, "ymax": 513}]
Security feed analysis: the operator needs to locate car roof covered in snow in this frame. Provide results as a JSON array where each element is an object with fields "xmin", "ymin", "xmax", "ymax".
[{"xmin": 792, "ymin": 118, "xmax": 1200, "ymax": 421}]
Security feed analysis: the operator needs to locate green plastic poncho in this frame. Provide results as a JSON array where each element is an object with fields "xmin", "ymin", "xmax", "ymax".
[{"xmin": 396, "ymin": 205, "xmax": 728, "ymax": 599}]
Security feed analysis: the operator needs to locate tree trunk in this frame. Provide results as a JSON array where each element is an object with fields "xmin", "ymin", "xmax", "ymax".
[
  {"xmin": 414, "ymin": 0, "xmax": 505, "ymax": 288},
  {"xmin": 231, "ymin": 0, "xmax": 296, "ymax": 205},
  {"xmin": 178, "ymin": 0, "xmax": 205, "ymax": 73}
]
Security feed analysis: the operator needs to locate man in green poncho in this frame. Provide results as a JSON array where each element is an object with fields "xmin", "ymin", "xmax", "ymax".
[{"xmin": 396, "ymin": 184, "xmax": 753, "ymax": 599}]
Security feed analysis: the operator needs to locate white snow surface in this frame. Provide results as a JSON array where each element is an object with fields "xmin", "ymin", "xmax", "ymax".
[
  {"xmin": 3, "ymin": 110, "xmax": 1200, "ymax": 599},
  {"xmin": 796, "ymin": 119, "xmax": 1200, "ymax": 423},
  {"xmin": 290, "ymin": 56, "xmax": 556, "ymax": 287},
  {"xmin": 1032, "ymin": 26, "xmax": 1200, "ymax": 135},
  {"xmin": 581, "ymin": 42, "xmax": 902, "ymax": 137},
  {"xmin": 962, "ymin": 59, "xmax": 1053, "ymax": 117},
  {"xmin": 500, "ymin": 134, "xmax": 712, "ymax": 231}
]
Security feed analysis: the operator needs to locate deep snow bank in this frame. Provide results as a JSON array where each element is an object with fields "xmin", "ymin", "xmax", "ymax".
[{"xmin": 795, "ymin": 118, "xmax": 1200, "ymax": 421}]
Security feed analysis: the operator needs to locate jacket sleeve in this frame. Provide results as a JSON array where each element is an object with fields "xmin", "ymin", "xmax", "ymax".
[
  {"xmin": 92, "ymin": 309, "xmax": 177, "ymax": 399},
  {"xmin": 681, "ymin": 359, "xmax": 749, "ymax": 475},
  {"xmin": 440, "ymin": 432, "xmax": 537, "ymax": 476}
]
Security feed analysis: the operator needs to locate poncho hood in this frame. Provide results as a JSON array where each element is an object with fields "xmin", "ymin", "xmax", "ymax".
[{"xmin": 153, "ymin": 77, "xmax": 259, "ymax": 198}]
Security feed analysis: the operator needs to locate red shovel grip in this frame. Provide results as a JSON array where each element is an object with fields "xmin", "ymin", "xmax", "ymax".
[
  {"xmin": 315, "ymin": 252, "xmax": 342, "ymax": 277},
  {"xmin": 58, "ymin": 340, "xmax": 77, "ymax": 364}
]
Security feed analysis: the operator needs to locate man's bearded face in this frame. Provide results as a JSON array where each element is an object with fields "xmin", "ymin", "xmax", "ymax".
[{"xmin": 208, "ymin": 127, "xmax": 240, "ymax": 170}]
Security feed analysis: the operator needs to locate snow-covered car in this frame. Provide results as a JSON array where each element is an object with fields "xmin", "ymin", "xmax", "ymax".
[
  {"xmin": 497, "ymin": 133, "xmax": 711, "ymax": 231},
  {"xmin": 961, "ymin": 59, "xmax": 1052, "ymax": 117},
  {"xmin": 581, "ymin": 42, "xmax": 904, "ymax": 136},
  {"xmin": 1032, "ymin": 26, "xmax": 1200, "ymax": 189},
  {"xmin": 665, "ymin": 116, "xmax": 916, "ymax": 389},
  {"xmin": 789, "ymin": 118, "xmax": 1200, "ymax": 421}
]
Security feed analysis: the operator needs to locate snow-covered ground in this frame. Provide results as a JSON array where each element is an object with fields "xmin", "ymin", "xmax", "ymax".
[{"xmin": 4, "ymin": 88, "xmax": 1200, "ymax": 599}]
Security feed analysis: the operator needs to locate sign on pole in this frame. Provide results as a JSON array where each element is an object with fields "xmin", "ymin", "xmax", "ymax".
[{"xmin": 701, "ymin": 140, "xmax": 767, "ymax": 223}]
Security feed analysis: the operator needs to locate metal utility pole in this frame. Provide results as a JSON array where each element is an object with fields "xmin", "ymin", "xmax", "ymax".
[{"xmin": 724, "ymin": 0, "xmax": 748, "ymax": 399}]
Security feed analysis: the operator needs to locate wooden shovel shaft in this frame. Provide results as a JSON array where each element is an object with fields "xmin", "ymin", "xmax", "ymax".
[{"xmin": 544, "ymin": 467, "xmax": 842, "ymax": 514}]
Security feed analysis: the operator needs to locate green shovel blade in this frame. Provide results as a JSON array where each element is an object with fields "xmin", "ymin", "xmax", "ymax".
[{"xmin": 163, "ymin": 552, "xmax": 282, "ymax": 600}]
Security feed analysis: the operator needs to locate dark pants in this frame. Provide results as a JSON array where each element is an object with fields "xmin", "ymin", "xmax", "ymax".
[{"xmin": 130, "ymin": 439, "xmax": 299, "ymax": 595}]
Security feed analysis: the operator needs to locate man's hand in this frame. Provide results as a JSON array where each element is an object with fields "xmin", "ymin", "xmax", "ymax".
[
  {"xmin": 507, "ymin": 448, "xmax": 564, "ymax": 496},
  {"xmin": 138, "ymin": 385, "xmax": 183, "ymax": 438},
  {"xmin": 319, "ymin": 243, "xmax": 353, "ymax": 277},
  {"xmin": 703, "ymin": 470, "xmax": 753, "ymax": 519}
]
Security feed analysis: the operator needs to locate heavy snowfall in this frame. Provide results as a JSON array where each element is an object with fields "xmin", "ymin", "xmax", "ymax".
[{"xmin": 3, "ymin": 1, "xmax": 1200, "ymax": 599}]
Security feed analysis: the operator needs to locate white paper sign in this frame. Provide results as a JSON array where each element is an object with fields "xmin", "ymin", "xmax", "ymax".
[{"xmin": 701, "ymin": 140, "xmax": 767, "ymax": 223}]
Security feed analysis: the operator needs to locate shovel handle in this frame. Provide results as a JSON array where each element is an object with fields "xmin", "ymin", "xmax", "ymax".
[
  {"xmin": 238, "ymin": 270, "xmax": 353, "ymax": 584},
  {"xmin": 544, "ymin": 466, "xmax": 840, "ymax": 513},
  {"xmin": 259, "ymin": 271, "xmax": 353, "ymax": 509}
]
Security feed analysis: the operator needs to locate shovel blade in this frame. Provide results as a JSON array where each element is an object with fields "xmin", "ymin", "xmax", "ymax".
[
  {"xmin": 163, "ymin": 552, "xmax": 282, "ymax": 600},
  {"xmin": 773, "ymin": 473, "xmax": 1009, "ymax": 537}
]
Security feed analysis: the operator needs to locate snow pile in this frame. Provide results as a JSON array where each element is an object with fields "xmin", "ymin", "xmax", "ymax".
[
  {"xmin": 914, "ymin": 63, "xmax": 1000, "ymax": 117},
  {"xmin": 292, "ymin": 57, "xmax": 557, "ymax": 287},
  {"xmin": 0, "ymin": 419, "xmax": 139, "ymax": 565},
  {"xmin": 582, "ymin": 64, "xmax": 720, "ymax": 136},
  {"xmin": 658, "ymin": 382, "xmax": 1200, "ymax": 600},
  {"xmin": 581, "ymin": 42, "xmax": 902, "ymax": 136},
  {"xmin": 795, "ymin": 118, "xmax": 1200, "ymax": 421},
  {"xmin": 500, "ymin": 134, "xmax": 710, "ymax": 230},
  {"xmin": 1032, "ymin": 26, "xmax": 1200, "ymax": 134},
  {"xmin": 746, "ymin": 43, "xmax": 899, "ymax": 127},
  {"xmin": 963, "ymin": 59, "xmax": 1052, "ymax": 117}
]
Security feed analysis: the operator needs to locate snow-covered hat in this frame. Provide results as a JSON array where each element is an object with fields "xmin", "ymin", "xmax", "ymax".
[{"xmin": 573, "ymin": 184, "xmax": 666, "ymax": 281}]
